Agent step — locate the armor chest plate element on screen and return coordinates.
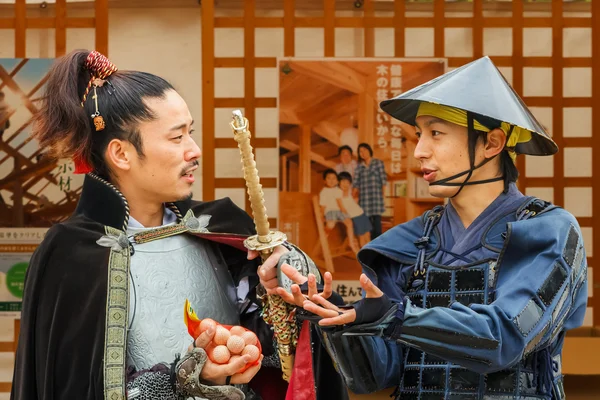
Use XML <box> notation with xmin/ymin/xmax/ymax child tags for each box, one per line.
<box><xmin>126</xmin><ymin>234</ymin><xmax>239</xmax><ymax>371</ymax></box>
<box><xmin>407</xmin><ymin>261</ymin><xmax>498</xmax><ymax>310</ymax></box>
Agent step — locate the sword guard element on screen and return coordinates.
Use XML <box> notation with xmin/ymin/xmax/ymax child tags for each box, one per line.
<box><xmin>243</xmin><ymin>230</ymin><xmax>287</xmax><ymax>253</ymax></box>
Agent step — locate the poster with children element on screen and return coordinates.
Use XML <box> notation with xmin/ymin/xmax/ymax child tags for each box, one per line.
<box><xmin>277</xmin><ymin>58</ymin><xmax>446</xmax><ymax>291</ymax></box>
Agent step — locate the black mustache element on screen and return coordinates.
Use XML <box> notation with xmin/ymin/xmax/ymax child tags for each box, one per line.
<box><xmin>181</xmin><ymin>160</ymin><xmax>199</xmax><ymax>175</ymax></box>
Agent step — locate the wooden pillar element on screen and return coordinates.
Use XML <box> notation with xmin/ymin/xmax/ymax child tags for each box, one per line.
<box><xmin>243</xmin><ymin>0</ymin><xmax>257</xmax><ymax>216</ymax></box>
<box><xmin>283</xmin><ymin>0</ymin><xmax>295</xmax><ymax>57</ymax></box>
<box><xmin>551</xmin><ymin>0</ymin><xmax>564</xmax><ymax>207</ymax></box>
<box><xmin>324</xmin><ymin>0</ymin><xmax>335</xmax><ymax>57</ymax></box>
<box><xmin>433</xmin><ymin>0</ymin><xmax>445</xmax><ymax>58</ymax></box>
<box><xmin>591</xmin><ymin>0</ymin><xmax>600</xmax><ymax>329</ymax></box>
<box><xmin>512</xmin><ymin>0</ymin><xmax>526</xmax><ymax>193</ymax></box>
<box><xmin>472</xmin><ymin>0</ymin><xmax>483</xmax><ymax>60</ymax></box>
<box><xmin>56</xmin><ymin>0</ymin><xmax>67</xmax><ymax>56</ymax></box>
<box><xmin>299</xmin><ymin>125</ymin><xmax>311</xmax><ymax>193</ymax></box>
<box><xmin>363</xmin><ymin>0</ymin><xmax>375</xmax><ymax>57</ymax></box>
<box><xmin>95</xmin><ymin>0</ymin><xmax>109</xmax><ymax>55</ymax></box>
<box><xmin>393</xmin><ymin>0</ymin><xmax>405</xmax><ymax>57</ymax></box>
<box><xmin>39</xmin><ymin>6</ymin><xmax>50</xmax><ymax>58</ymax></box>
<box><xmin>15</xmin><ymin>0</ymin><xmax>26</xmax><ymax>59</ymax></box>
<box><xmin>201</xmin><ymin>0</ymin><xmax>215</xmax><ymax>201</ymax></box>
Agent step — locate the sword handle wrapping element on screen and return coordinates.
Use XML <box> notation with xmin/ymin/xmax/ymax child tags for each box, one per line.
<box><xmin>230</xmin><ymin>109</ymin><xmax>297</xmax><ymax>382</ymax></box>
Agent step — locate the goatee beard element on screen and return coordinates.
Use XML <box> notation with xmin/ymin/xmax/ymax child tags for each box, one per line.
<box><xmin>176</xmin><ymin>192</ymin><xmax>193</xmax><ymax>203</ymax></box>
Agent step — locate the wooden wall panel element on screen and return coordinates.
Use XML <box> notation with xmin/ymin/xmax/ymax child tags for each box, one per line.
<box><xmin>1</xmin><ymin>0</ymin><xmax>108</xmax><ymax>58</ymax></box>
<box><xmin>202</xmin><ymin>0</ymin><xmax>598</xmax><ymax>325</ymax></box>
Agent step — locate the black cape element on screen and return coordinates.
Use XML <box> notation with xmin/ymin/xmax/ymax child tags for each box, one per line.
<box><xmin>11</xmin><ymin>174</ymin><xmax>347</xmax><ymax>400</ymax></box>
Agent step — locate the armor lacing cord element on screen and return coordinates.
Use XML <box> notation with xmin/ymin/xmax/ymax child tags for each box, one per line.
<box><xmin>536</xmin><ymin>348</ymin><xmax>555</xmax><ymax>397</ymax></box>
<box><xmin>409</xmin><ymin>207</ymin><xmax>444</xmax><ymax>290</ymax></box>
<box><xmin>437</xmin><ymin>244</ymin><xmax>480</xmax><ymax>265</ymax></box>
<box><xmin>517</xmin><ymin>198</ymin><xmax>549</xmax><ymax>221</ymax></box>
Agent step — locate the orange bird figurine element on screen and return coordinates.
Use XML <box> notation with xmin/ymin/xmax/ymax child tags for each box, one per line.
<box><xmin>184</xmin><ymin>299</ymin><xmax>202</xmax><ymax>339</ymax></box>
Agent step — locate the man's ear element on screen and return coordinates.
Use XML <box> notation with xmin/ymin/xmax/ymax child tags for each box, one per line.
<box><xmin>484</xmin><ymin>128</ymin><xmax>507</xmax><ymax>159</ymax></box>
<box><xmin>104</xmin><ymin>139</ymin><xmax>133</xmax><ymax>173</ymax></box>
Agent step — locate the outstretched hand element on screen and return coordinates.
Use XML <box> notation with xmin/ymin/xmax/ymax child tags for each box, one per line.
<box><xmin>250</xmin><ymin>246</ymin><xmax>333</xmax><ymax>306</ymax></box>
<box><xmin>275</xmin><ymin>270</ymin><xmax>333</xmax><ymax>307</ymax></box>
<box><xmin>302</xmin><ymin>273</ymin><xmax>384</xmax><ymax>326</ymax></box>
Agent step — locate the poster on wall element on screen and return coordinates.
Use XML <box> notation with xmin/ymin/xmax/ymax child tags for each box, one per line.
<box><xmin>277</xmin><ymin>58</ymin><xmax>446</xmax><ymax>302</ymax></box>
<box><xmin>0</xmin><ymin>228</ymin><xmax>47</xmax><ymax>315</ymax></box>
<box><xmin>0</xmin><ymin>58</ymin><xmax>82</xmax><ymax>314</ymax></box>
<box><xmin>0</xmin><ymin>58</ymin><xmax>82</xmax><ymax>230</ymax></box>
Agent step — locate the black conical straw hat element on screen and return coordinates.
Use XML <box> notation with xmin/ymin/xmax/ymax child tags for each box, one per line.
<box><xmin>379</xmin><ymin>56</ymin><xmax>557</xmax><ymax>156</ymax></box>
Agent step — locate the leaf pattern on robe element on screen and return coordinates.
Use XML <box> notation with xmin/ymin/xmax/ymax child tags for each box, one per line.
<box><xmin>96</xmin><ymin>232</ymin><xmax>130</xmax><ymax>252</ymax></box>
<box><xmin>183</xmin><ymin>211</ymin><xmax>211</xmax><ymax>233</ymax></box>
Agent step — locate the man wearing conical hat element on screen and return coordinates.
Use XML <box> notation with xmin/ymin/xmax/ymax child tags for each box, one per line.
<box><xmin>267</xmin><ymin>57</ymin><xmax>588</xmax><ymax>399</ymax></box>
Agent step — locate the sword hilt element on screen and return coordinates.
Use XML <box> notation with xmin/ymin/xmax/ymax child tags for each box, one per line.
<box><xmin>230</xmin><ymin>109</ymin><xmax>297</xmax><ymax>382</ymax></box>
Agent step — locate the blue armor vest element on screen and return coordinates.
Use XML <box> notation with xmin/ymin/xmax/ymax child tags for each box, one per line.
<box><xmin>395</xmin><ymin>199</ymin><xmax>568</xmax><ymax>399</ymax></box>
<box><xmin>400</xmin><ymin>263</ymin><xmax>566</xmax><ymax>399</ymax></box>
<box><xmin>320</xmin><ymin>196</ymin><xmax>588</xmax><ymax>400</ymax></box>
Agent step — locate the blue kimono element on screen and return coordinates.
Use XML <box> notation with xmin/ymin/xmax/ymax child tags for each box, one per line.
<box><xmin>317</xmin><ymin>185</ymin><xmax>588</xmax><ymax>399</ymax></box>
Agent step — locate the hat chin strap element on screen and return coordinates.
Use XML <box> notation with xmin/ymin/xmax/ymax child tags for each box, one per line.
<box><xmin>428</xmin><ymin>112</ymin><xmax>504</xmax><ymax>199</ymax></box>
<box><xmin>429</xmin><ymin>158</ymin><xmax>504</xmax><ymax>196</ymax></box>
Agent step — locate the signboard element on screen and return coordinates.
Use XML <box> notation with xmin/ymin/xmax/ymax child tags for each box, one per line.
<box><xmin>0</xmin><ymin>228</ymin><xmax>47</xmax><ymax>315</ymax></box>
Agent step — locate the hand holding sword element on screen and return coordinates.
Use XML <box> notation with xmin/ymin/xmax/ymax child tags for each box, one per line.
<box><xmin>230</xmin><ymin>109</ymin><xmax>336</xmax><ymax>381</ymax></box>
<box><xmin>230</xmin><ymin>109</ymin><xmax>298</xmax><ymax>382</ymax></box>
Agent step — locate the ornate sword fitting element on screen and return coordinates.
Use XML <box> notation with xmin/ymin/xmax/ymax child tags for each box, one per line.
<box><xmin>230</xmin><ymin>110</ymin><xmax>248</xmax><ymax>133</ymax></box>
<box><xmin>243</xmin><ymin>230</ymin><xmax>287</xmax><ymax>253</ymax></box>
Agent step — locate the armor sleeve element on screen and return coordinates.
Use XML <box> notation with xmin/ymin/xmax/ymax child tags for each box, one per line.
<box><xmin>312</xmin><ymin>257</ymin><xmax>407</xmax><ymax>394</ymax></box>
<box><xmin>398</xmin><ymin>208</ymin><xmax>588</xmax><ymax>374</ymax></box>
<box><xmin>316</xmin><ymin>312</ymin><xmax>402</xmax><ymax>394</ymax></box>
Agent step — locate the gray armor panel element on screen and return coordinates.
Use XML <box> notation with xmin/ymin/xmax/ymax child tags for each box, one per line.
<box><xmin>126</xmin><ymin>230</ymin><xmax>239</xmax><ymax>371</ymax></box>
